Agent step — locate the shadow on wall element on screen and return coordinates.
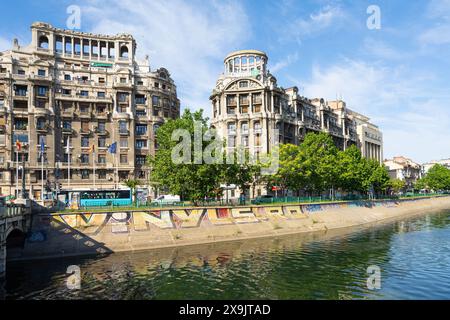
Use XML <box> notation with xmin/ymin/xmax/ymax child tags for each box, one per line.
<box><xmin>16</xmin><ymin>214</ymin><xmax>113</xmax><ymax>261</ymax></box>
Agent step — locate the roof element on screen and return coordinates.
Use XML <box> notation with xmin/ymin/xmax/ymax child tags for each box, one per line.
<box><xmin>224</xmin><ymin>50</ymin><xmax>268</xmax><ymax>62</ymax></box>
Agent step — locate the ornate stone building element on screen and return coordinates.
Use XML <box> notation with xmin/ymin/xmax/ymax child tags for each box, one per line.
<box><xmin>0</xmin><ymin>22</ymin><xmax>180</xmax><ymax>199</ymax></box>
<box><xmin>210</xmin><ymin>50</ymin><xmax>383</xmax><ymax>197</ymax></box>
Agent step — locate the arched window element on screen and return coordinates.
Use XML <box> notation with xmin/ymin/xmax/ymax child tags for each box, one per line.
<box><xmin>120</xmin><ymin>46</ymin><xmax>129</xmax><ymax>58</ymax></box>
<box><xmin>38</xmin><ymin>36</ymin><xmax>49</xmax><ymax>49</ymax></box>
<box><xmin>159</xmin><ymin>72</ymin><xmax>167</xmax><ymax>79</ymax></box>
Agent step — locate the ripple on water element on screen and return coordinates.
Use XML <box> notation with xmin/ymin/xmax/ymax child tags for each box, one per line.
<box><xmin>4</xmin><ymin>210</ymin><xmax>450</xmax><ymax>300</ymax></box>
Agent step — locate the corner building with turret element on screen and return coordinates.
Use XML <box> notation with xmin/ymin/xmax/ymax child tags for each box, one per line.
<box><xmin>0</xmin><ymin>22</ymin><xmax>180</xmax><ymax>199</ymax></box>
<box><xmin>211</xmin><ymin>50</ymin><xmax>383</xmax><ymax>197</ymax></box>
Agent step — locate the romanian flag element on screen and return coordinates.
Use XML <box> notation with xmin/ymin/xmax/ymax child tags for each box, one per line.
<box><xmin>89</xmin><ymin>145</ymin><xmax>95</xmax><ymax>154</ymax></box>
<box><xmin>15</xmin><ymin>140</ymin><xmax>22</xmax><ymax>151</ymax></box>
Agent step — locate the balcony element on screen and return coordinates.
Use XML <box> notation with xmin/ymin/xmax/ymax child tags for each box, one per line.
<box><xmin>79</xmin><ymin>128</ymin><xmax>92</xmax><ymax>136</ymax></box>
<box><xmin>62</xmin><ymin>127</ymin><xmax>74</xmax><ymax>135</ymax></box>
<box><xmin>95</xmin><ymin>128</ymin><xmax>109</xmax><ymax>136</ymax></box>
<box><xmin>119</xmin><ymin>129</ymin><xmax>130</xmax><ymax>136</ymax></box>
<box><xmin>78</xmin><ymin>111</ymin><xmax>92</xmax><ymax>119</ymax></box>
<box><xmin>13</xmin><ymin>92</ymin><xmax>28</xmax><ymax>100</ymax></box>
<box><xmin>36</xmin><ymin>124</ymin><xmax>50</xmax><ymax>133</ymax></box>
<box><xmin>30</xmin><ymin>74</ymin><xmax>53</xmax><ymax>82</ymax></box>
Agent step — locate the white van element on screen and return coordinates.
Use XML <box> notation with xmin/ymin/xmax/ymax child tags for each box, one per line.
<box><xmin>152</xmin><ymin>195</ymin><xmax>181</xmax><ymax>205</ymax></box>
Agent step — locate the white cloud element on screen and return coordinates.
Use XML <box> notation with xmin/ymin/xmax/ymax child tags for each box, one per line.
<box><xmin>81</xmin><ymin>0</ymin><xmax>250</xmax><ymax>114</ymax></box>
<box><xmin>285</xmin><ymin>5</ymin><xmax>346</xmax><ymax>44</ymax></box>
<box><xmin>419</xmin><ymin>0</ymin><xmax>450</xmax><ymax>45</ymax></box>
<box><xmin>418</xmin><ymin>24</ymin><xmax>450</xmax><ymax>45</ymax></box>
<box><xmin>362</xmin><ymin>38</ymin><xmax>407</xmax><ymax>60</ymax></box>
<box><xmin>270</xmin><ymin>52</ymin><xmax>299</xmax><ymax>73</ymax></box>
<box><xmin>301</xmin><ymin>59</ymin><xmax>450</xmax><ymax>163</ymax></box>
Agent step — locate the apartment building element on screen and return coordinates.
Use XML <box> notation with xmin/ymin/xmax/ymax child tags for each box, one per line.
<box><xmin>384</xmin><ymin>156</ymin><xmax>421</xmax><ymax>189</ymax></box>
<box><xmin>422</xmin><ymin>159</ymin><xmax>450</xmax><ymax>175</ymax></box>
<box><xmin>0</xmin><ymin>22</ymin><xmax>180</xmax><ymax>199</ymax></box>
<box><xmin>210</xmin><ymin>50</ymin><xmax>383</xmax><ymax>196</ymax></box>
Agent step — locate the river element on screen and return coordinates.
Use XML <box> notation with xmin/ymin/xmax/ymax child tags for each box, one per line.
<box><xmin>2</xmin><ymin>210</ymin><xmax>450</xmax><ymax>300</ymax></box>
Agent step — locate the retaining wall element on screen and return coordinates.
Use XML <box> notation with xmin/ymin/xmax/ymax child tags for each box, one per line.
<box><xmin>14</xmin><ymin>196</ymin><xmax>450</xmax><ymax>260</ymax></box>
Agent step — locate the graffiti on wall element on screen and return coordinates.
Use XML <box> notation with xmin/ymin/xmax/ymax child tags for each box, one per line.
<box><xmin>51</xmin><ymin>200</ymin><xmax>406</xmax><ymax>235</ymax></box>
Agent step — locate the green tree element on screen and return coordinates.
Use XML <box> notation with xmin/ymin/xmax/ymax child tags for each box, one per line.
<box><xmin>270</xmin><ymin>144</ymin><xmax>304</xmax><ymax>195</ymax></box>
<box><xmin>422</xmin><ymin>164</ymin><xmax>450</xmax><ymax>191</ymax></box>
<box><xmin>362</xmin><ymin>159</ymin><xmax>391</xmax><ymax>195</ymax></box>
<box><xmin>148</xmin><ymin>109</ymin><xmax>223</xmax><ymax>203</ymax></box>
<box><xmin>389</xmin><ymin>178</ymin><xmax>406</xmax><ymax>194</ymax></box>
<box><xmin>336</xmin><ymin>145</ymin><xmax>366</xmax><ymax>193</ymax></box>
<box><xmin>299</xmin><ymin>132</ymin><xmax>339</xmax><ymax>194</ymax></box>
<box><xmin>123</xmin><ymin>179</ymin><xmax>141</xmax><ymax>205</ymax></box>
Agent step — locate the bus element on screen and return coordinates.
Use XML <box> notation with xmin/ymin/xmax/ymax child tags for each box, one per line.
<box><xmin>59</xmin><ymin>189</ymin><xmax>132</xmax><ymax>208</ymax></box>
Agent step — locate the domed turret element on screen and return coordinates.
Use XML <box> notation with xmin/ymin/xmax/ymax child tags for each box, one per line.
<box><xmin>224</xmin><ymin>50</ymin><xmax>268</xmax><ymax>79</ymax></box>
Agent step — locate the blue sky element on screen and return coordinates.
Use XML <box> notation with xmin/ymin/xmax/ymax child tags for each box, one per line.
<box><xmin>1</xmin><ymin>0</ymin><xmax>450</xmax><ymax>163</ymax></box>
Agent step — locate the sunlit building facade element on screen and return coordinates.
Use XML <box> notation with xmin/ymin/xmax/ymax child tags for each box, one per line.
<box><xmin>0</xmin><ymin>22</ymin><xmax>180</xmax><ymax>199</ymax></box>
<box><xmin>210</xmin><ymin>50</ymin><xmax>383</xmax><ymax>197</ymax></box>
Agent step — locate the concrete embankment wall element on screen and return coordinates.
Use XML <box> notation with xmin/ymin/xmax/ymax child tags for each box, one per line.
<box><xmin>16</xmin><ymin>196</ymin><xmax>450</xmax><ymax>260</ymax></box>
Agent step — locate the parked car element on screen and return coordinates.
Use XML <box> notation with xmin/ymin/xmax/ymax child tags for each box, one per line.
<box><xmin>252</xmin><ymin>195</ymin><xmax>274</xmax><ymax>204</ymax></box>
<box><xmin>152</xmin><ymin>195</ymin><xmax>181</xmax><ymax>205</ymax></box>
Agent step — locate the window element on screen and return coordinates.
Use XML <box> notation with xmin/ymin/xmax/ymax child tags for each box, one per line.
<box><xmin>18</xmin><ymin>70</ymin><xmax>26</xmax><ymax>75</ymax></box>
<box><xmin>136</xmin><ymin>110</ymin><xmax>147</xmax><ymax>117</ymax></box>
<box><xmin>81</xmin><ymin>121</ymin><xmax>90</xmax><ymax>131</ymax></box>
<box><xmin>135</xmin><ymin>95</ymin><xmax>145</xmax><ymax>104</ymax></box>
<box><xmin>227</xmin><ymin>122</ymin><xmax>236</xmax><ymax>135</ymax></box>
<box><xmin>120</xmin><ymin>137</ymin><xmax>128</xmax><ymax>148</ymax></box>
<box><xmin>36</xmin><ymin>118</ymin><xmax>46</xmax><ymax>130</ymax></box>
<box><xmin>15</xmin><ymin>85</ymin><xmax>27</xmax><ymax>96</ymax></box>
<box><xmin>241</xmin><ymin>122</ymin><xmax>249</xmax><ymax>135</ymax></box>
<box><xmin>242</xmin><ymin>136</ymin><xmax>249</xmax><ymax>147</ymax></box>
<box><xmin>98</xmin><ymin>170</ymin><xmax>107</xmax><ymax>180</ymax></box>
<box><xmin>14</xmin><ymin>119</ymin><xmax>28</xmax><ymax>130</ymax></box>
<box><xmin>239</xmin><ymin>81</ymin><xmax>249</xmax><ymax>88</ymax></box>
<box><xmin>80</xmin><ymin>90</ymin><xmax>89</xmax><ymax>97</ymax></box>
<box><xmin>98</xmin><ymin>137</ymin><xmax>106</xmax><ymax>148</ymax></box>
<box><xmin>228</xmin><ymin>136</ymin><xmax>236</xmax><ymax>148</ymax></box>
<box><xmin>37</xmin><ymin>86</ymin><xmax>48</xmax><ymax>97</ymax></box>
<box><xmin>81</xmin><ymin>169</ymin><xmax>90</xmax><ymax>179</ymax></box>
<box><xmin>98</xmin><ymin>154</ymin><xmax>106</xmax><ymax>164</ymax></box>
<box><xmin>64</xmin><ymin>74</ymin><xmax>71</xmax><ymax>81</ymax></box>
<box><xmin>120</xmin><ymin>154</ymin><xmax>128</xmax><ymax>164</ymax></box>
<box><xmin>63</xmin><ymin>121</ymin><xmax>72</xmax><ymax>130</ymax></box>
<box><xmin>136</xmin><ymin>124</ymin><xmax>147</xmax><ymax>135</ymax></box>
<box><xmin>38</xmin><ymin>69</ymin><xmax>46</xmax><ymax>77</ymax></box>
<box><xmin>119</xmin><ymin>121</ymin><xmax>128</xmax><ymax>133</ymax></box>
<box><xmin>81</xmin><ymin>137</ymin><xmax>89</xmax><ymax>148</ymax></box>
<box><xmin>152</xmin><ymin>96</ymin><xmax>160</xmax><ymax>106</ymax></box>
<box><xmin>118</xmin><ymin>93</ymin><xmax>128</xmax><ymax>102</ymax></box>
<box><xmin>97</xmin><ymin>122</ymin><xmax>106</xmax><ymax>132</ymax></box>
<box><xmin>97</xmin><ymin>92</ymin><xmax>105</xmax><ymax>98</ymax></box>
<box><xmin>99</xmin><ymin>77</ymin><xmax>105</xmax><ymax>84</ymax></box>
<box><xmin>62</xmin><ymin>89</ymin><xmax>71</xmax><ymax>95</ymax></box>
<box><xmin>136</xmin><ymin>140</ymin><xmax>147</xmax><ymax>149</ymax></box>
<box><xmin>81</xmin><ymin>154</ymin><xmax>89</xmax><ymax>164</ymax></box>
<box><xmin>136</xmin><ymin>155</ymin><xmax>147</xmax><ymax>166</ymax></box>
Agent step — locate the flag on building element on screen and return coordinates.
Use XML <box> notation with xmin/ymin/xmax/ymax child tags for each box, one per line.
<box><xmin>66</xmin><ymin>139</ymin><xmax>70</xmax><ymax>154</ymax></box>
<box><xmin>89</xmin><ymin>145</ymin><xmax>95</xmax><ymax>154</ymax></box>
<box><xmin>15</xmin><ymin>140</ymin><xmax>22</xmax><ymax>151</ymax></box>
<box><xmin>108</xmin><ymin>142</ymin><xmax>117</xmax><ymax>154</ymax></box>
<box><xmin>39</xmin><ymin>136</ymin><xmax>45</xmax><ymax>157</ymax></box>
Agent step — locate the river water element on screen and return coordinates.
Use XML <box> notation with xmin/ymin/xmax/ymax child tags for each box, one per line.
<box><xmin>2</xmin><ymin>210</ymin><xmax>450</xmax><ymax>300</ymax></box>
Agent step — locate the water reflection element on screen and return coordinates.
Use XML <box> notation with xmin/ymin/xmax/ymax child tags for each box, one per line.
<box><xmin>2</xmin><ymin>210</ymin><xmax>450</xmax><ymax>300</ymax></box>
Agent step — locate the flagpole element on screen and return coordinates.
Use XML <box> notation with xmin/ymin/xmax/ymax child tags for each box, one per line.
<box><xmin>67</xmin><ymin>142</ymin><xmax>71</xmax><ymax>189</ymax></box>
<box><xmin>16</xmin><ymin>148</ymin><xmax>19</xmax><ymax>198</ymax></box>
<box><xmin>41</xmin><ymin>150</ymin><xmax>44</xmax><ymax>201</ymax></box>
<box><xmin>93</xmin><ymin>149</ymin><xmax>96</xmax><ymax>189</ymax></box>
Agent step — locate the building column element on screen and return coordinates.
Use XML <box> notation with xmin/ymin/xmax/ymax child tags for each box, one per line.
<box><xmin>71</xmin><ymin>37</ymin><xmax>74</xmax><ymax>58</ymax></box>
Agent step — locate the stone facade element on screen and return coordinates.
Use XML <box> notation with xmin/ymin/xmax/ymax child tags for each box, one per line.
<box><xmin>384</xmin><ymin>156</ymin><xmax>422</xmax><ymax>189</ymax></box>
<box><xmin>210</xmin><ymin>50</ymin><xmax>383</xmax><ymax>196</ymax></box>
<box><xmin>0</xmin><ymin>22</ymin><xmax>180</xmax><ymax>199</ymax></box>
